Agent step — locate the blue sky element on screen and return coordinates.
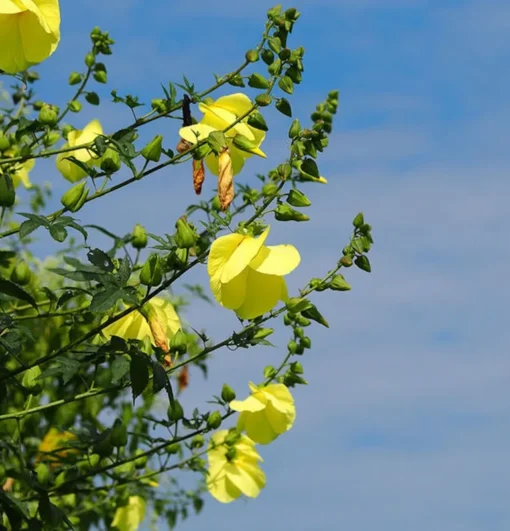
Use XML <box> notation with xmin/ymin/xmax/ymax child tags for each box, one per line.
<box><xmin>12</xmin><ymin>0</ymin><xmax>510</xmax><ymax>529</ymax></box>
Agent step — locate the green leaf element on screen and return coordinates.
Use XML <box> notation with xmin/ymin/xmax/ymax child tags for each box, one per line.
<box><xmin>278</xmin><ymin>76</ymin><xmax>294</xmax><ymax>94</ymax></box>
<box><xmin>355</xmin><ymin>255</ymin><xmax>371</xmax><ymax>273</ymax></box>
<box><xmin>87</xmin><ymin>248</ymin><xmax>114</xmax><ymax>272</ymax></box>
<box><xmin>90</xmin><ymin>287</ymin><xmax>125</xmax><ymax>313</ymax></box>
<box><xmin>48</xmin><ymin>267</ymin><xmax>102</xmax><ymax>282</ymax></box>
<box><xmin>85</xmin><ymin>92</ymin><xmax>100</xmax><ymax>105</ymax></box>
<box><xmin>275</xmin><ymin>98</ymin><xmax>292</xmax><ymax>117</ymax></box>
<box><xmin>301</xmin><ymin>158</ymin><xmax>320</xmax><ymax>177</ymax></box>
<box><xmin>0</xmin><ymin>278</ymin><xmax>37</xmax><ymax>309</ymax></box>
<box><xmin>37</xmin><ymin>357</ymin><xmax>80</xmax><ymax>385</ymax></box>
<box><xmin>130</xmin><ymin>354</ymin><xmax>149</xmax><ymax>402</ymax></box>
<box><xmin>152</xmin><ymin>361</ymin><xmax>167</xmax><ymax>394</ymax></box>
<box><xmin>49</xmin><ymin>224</ymin><xmax>68</xmax><ymax>242</ymax></box>
<box><xmin>247</xmin><ymin>111</ymin><xmax>268</xmax><ymax>131</ymax></box>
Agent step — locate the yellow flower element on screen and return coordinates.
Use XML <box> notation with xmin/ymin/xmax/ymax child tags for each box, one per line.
<box><xmin>207</xmin><ymin>429</ymin><xmax>265</xmax><ymax>503</ymax></box>
<box><xmin>207</xmin><ymin>226</ymin><xmax>300</xmax><ymax>319</ymax></box>
<box><xmin>56</xmin><ymin>119</ymin><xmax>103</xmax><ymax>182</ymax></box>
<box><xmin>111</xmin><ymin>496</ymin><xmax>146</xmax><ymax>531</ymax></box>
<box><xmin>179</xmin><ymin>93</ymin><xmax>266</xmax><ymax>176</ymax></box>
<box><xmin>102</xmin><ymin>297</ymin><xmax>181</xmax><ymax>351</ymax></box>
<box><xmin>37</xmin><ymin>428</ymin><xmax>77</xmax><ymax>465</ymax></box>
<box><xmin>0</xmin><ymin>150</ymin><xmax>34</xmax><ymax>188</ymax></box>
<box><xmin>230</xmin><ymin>382</ymin><xmax>296</xmax><ymax>444</ymax></box>
<box><xmin>0</xmin><ymin>0</ymin><xmax>60</xmax><ymax>74</ymax></box>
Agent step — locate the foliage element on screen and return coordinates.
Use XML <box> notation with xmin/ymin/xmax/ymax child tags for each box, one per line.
<box><xmin>0</xmin><ymin>3</ymin><xmax>374</xmax><ymax>530</ymax></box>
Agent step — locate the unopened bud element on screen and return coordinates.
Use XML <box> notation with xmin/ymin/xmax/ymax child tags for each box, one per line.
<box><xmin>255</xmin><ymin>94</ymin><xmax>272</xmax><ymax>107</ymax></box>
<box><xmin>11</xmin><ymin>260</ymin><xmax>32</xmax><ymax>285</ymax></box>
<box><xmin>151</xmin><ymin>98</ymin><xmax>167</xmax><ymax>114</ymax></box>
<box><xmin>261</xmin><ymin>49</ymin><xmax>275</xmax><ymax>65</ymax></box>
<box><xmin>85</xmin><ymin>53</ymin><xmax>95</xmax><ymax>68</ymax></box>
<box><xmin>169</xmin><ymin>329</ymin><xmax>187</xmax><ymax>356</ymax></box>
<box><xmin>193</xmin><ymin>159</ymin><xmax>205</xmax><ymax>195</ymax></box>
<box><xmin>248</xmin><ymin>73</ymin><xmax>270</xmax><ymax>89</ymax></box>
<box><xmin>100</xmin><ymin>147</ymin><xmax>121</xmax><ymax>173</ymax></box>
<box><xmin>68</xmin><ymin>72</ymin><xmax>82</xmax><ymax>85</ymax></box>
<box><xmin>140</xmin><ymin>254</ymin><xmax>163</xmax><ymax>286</ymax></box>
<box><xmin>245</xmin><ymin>49</ymin><xmax>259</xmax><ymax>62</ymax></box>
<box><xmin>207</xmin><ymin>410</ymin><xmax>222</xmax><ymax>430</ymax></box>
<box><xmin>44</xmin><ymin>131</ymin><xmax>61</xmax><ymax>147</ymax></box>
<box><xmin>131</xmin><ymin>224</ymin><xmax>148</xmax><ymax>249</ymax></box>
<box><xmin>221</xmin><ymin>384</ymin><xmax>236</xmax><ymax>403</ymax></box>
<box><xmin>68</xmin><ymin>100</ymin><xmax>82</xmax><ymax>113</ymax></box>
<box><xmin>61</xmin><ymin>181</ymin><xmax>89</xmax><ymax>212</ymax></box>
<box><xmin>0</xmin><ymin>132</ymin><xmax>10</xmax><ymax>151</ymax></box>
<box><xmin>262</xmin><ymin>182</ymin><xmax>279</xmax><ymax>197</ymax></box>
<box><xmin>275</xmin><ymin>204</ymin><xmax>309</xmax><ymax>222</ymax></box>
<box><xmin>175</xmin><ymin>217</ymin><xmax>198</xmax><ymax>249</ymax></box>
<box><xmin>93</xmin><ymin>70</ymin><xmax>107</xmax><ymax>84</ymax></box>
<box><xmin>218</xmin><ymin>148</ymin><xmax>234</xmax><ymax>211</ymax></box>
<box><xmin>330</xmin><ymin>274</ymin><xmax>351</xmax><ymax>291</ymax></box>
<box><xmin>167</xmin><ymin>400</ymin><xmax>184</xmax><ymax>421</ymax></box>
<box><xmin>141</xmin><ymin>135</ymin><xmax>163</xmax><ymax>162</ymax></box>
<box><xmin>38</xmin><ymin>104</ymin><xmax>58</xmax><ymax>126</ymax></box>
<box><xmin>0</xmin><ymin>173</ymin><xmax>15</xmax><ymax>207</ymax></box>
<box><xmin>287</xmin><ymin>189</ymin><xmax>311</xmax><ymax>207</ymax></box>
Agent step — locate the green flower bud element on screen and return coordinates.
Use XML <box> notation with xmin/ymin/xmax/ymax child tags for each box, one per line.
<box><xmin>275</xmin><ymin>204</ymin><xmax>309</xmax><ymax>222</ymax></box>
<box><xmin>141</xmin><ymin>135</ymin><xmax>163</xmax><ymax>162</ymax></box>
<box><xmin>44</xmin><ymin>131</ymin><xmax>61</xmax><ymax>146</ymax></box>
<box><xmin>88</xmin><ymin>454</ymin><xmax>101</xmax><ymax>468</ymax></box>
<box><xmin>166</xmin><ymin>248</ymin><xmax>188</xmax><ymax>269</ymax></box>
<box><xmin>151</xmin><ymin>98</ymin><xmax>167</xmax><ymax>113</ymax></box>
<box><xmin>330</xmin><ymin>274</ymin><xmax>351</xmax><ymax>291</ymax></box>
<box><xmin>232</xmin><ymin>134</ymin><xmax>260</xmax><ymax>156</ymax></box>
<box><xmin>100</xmin><ymin>147</ymin><xmax>121</xmax><ymax>173</ymax></box>
<box><xmin>140</xmin><ymin>254</ymin><xmax>163</xmax><ymax>286</ymax></box>
<box><xmin>262</xmin><ymin>182</ymin><xmax>279</xmax><ymax>197</ymax></box>
<box><xmin>110</xmin><ymin>419</ymin><xmax>128</xmax><ymax>448</ymax></box>
<box><xmin>0</xmin><ymin>132</ymin><xmax>10</xmax><ymax>152</ymax></box>
<box><xmin>166</xmin><ymin>443</ymin><xmax>180</xmax><ymax>454</ymax></box>
<box><xmin>252</xmin><ymin>328</ymin><xmax>274</xmax><ymax>341</ymax></box>
<box><xmin>32</xmin><ymin>100</ymin><xmax>44</xmax><ymax>110</ymax></box>
<box><xmin>268</xmin><ymin>58</ymin><xmax>282</xmax><ymax>76</ymax></box>
<box><xmin>302</xmin><ymin>304</ymin><xmax>329</xmax><ymax>328</ymax></box>
<box><xmin>191</xmin><ymin>434</ymin><xmax>205</xmax><ymax>449</ymax></box>
<box><xmin>288</xmin><ymin>118</ymin><xmax>301</xmax><ymax>139</ymax></box>
<box><xmin>245</xmin><ymin>49</ymin><xmax>259</xmax><ymax>62</ymax></box>
<box><xmin>61</xmin><ymin>181</ymin><xmax>89</xmax><ymax>213</ymax></box>
<box><xmin>283</xmin><ymin>313</ymin><xmax>292</xmax><ymax>326</ymax></box>
<box><xmin>192</xmin><ymin>143</ymin><xmax>211</xmax><ymax>160</ymax></box>
<box><xmin>221</xmin><ymin>384</ymin><xmax>236</xmax><ymax>403</ymax></box>
<box><xmin>261</xmin><ymin>49</ymin><xmax>275</xmax><ymax>65</ymax></box>
<box><xmin>11</xmin><ymin>260</ymin><xmax>32</xmax><ymax>286</ymax></box>
<box><xmin>174</xmin><ymin>217</ymin><xmax>198</xmax><ymax>249</ymax></box>
<box><xmin>38</xmin><ymin>104</ymin><xmax>58</xmax><ymax>126</ymax></box>
<box><xmin>211</xmin><ymin>195</ymin><xmax>222</xmax><ymax>211</ymax></box>
<box><xmin>286</xmin><ymin>297</ymin><xmax>312</xmax><ymax>313</ymax></box>
<box><xmin>85</xmin><ymin>53</ymin><xmax>95</xmax><ymax>67</ymax></box>
<box><xmin>290</xmin><ymin>361</ymin><xmax>304</xmax><ymax>374</ymax></box>
<box><xmin>0</xmin><ymin>173</ymin><xmax>16</xmax><ymax>207</ymax></box>
<box><xmin>167</xmin><ymin>400</ymin><xmax>184</xmax><ymax>422</ymax></box>
<box><xmin>21</xmin><ymin>365</ymin><xmax>41</xmax><ymax>393</ymax></box>
<box><xmin>247</xmin><ymin>111</ymin><xmax>268</xmax><ymax>131</ymax></box>
<box><xmin>279</xmin><ymin>48</ymin><xmax>291</xmax><ymax>61</ymax></box>
<box><xmin>301</xmin><ymin>337</ymin><xmax>312</xmax><ymax>349</ymax></box>
<box><xmin>287</xmin><ymin>189</ymin><xmax>311</xmax><ymax>207</ymax></box>
<box><xmin>35</xmin><ymin>463</ymin><xmax>51</xmax><ymax>486</ymax></box>
<box><xmin>248</xmin><ymin>73</ymin><xmax>270</xmax><ymax>89</ymax></box>
<box><xmin>207</xmin><ymin>410</ymin><xmax>222</xmax><ymax>430</ymax></box>
<box><xmin>93</xmin><ymin>70</ymin><xmax>107</xmax><ymax>84</ymax></box>
<box><xmin>295</xmin><ymin>314</ymin><xmax>311</xmax><ymax>327</ymax></box>
<box><xmin>169</xmin><ymin>329</ymin><xmax>187</xmax><ymax>356</ymax></box>
<box><xmin>353</xmin><ymin>212</ymin><xmax>364</xmax><ymax>228</ymax></box>
<box><xmin>339</xmin><ymin>256</ymin><xmax>353</xmax><ymax>267</ymax></box>
<box><xmin>68</xmin><ymin>72</ymin><xmax>82</xmax><ymax>85</ymax></box>
<box><xmin>61</xmin><ymin>124</ymin><xmax>74</xmax><ymax>139</ymax></box>
<box><xmin>131</xmin><ymin>224</ymin><xmax>148</xmax><ymax>249</ymax></box>
<box><xmin>68</xmin><ymin>100</ymin><xmax>82</xmax><ymax>113</ymax></box>
<box><xmin>287</xmin><ymin>340</ymin><xmax>298</xmax><ymax>354</ymax></box>
<box><xmin>255</xmin><ymin>94</ymin><xmax>272</xmax><ymax>107</ymax></box>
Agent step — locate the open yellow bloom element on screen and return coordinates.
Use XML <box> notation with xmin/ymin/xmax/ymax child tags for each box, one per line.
<box><xmin>37</xmin><ymin>428</ymin><xmax>77</xmax><ymax>465</ymax></box>
<box><xmin>102</xmin><ymin>297</ymin><xmax>181</xmax><ymax>351</ymax></box>
<box><xmin>56</xmin><ymin>119</ymin><xmax>103</xmax><ymax>182</ymax></box>
<box><xmin>0</xmin><ymin>150</ymin><xmax>34</xmax><ymax>188</ymax></box>
<box><xmin>207</xmin><ymin>226</ymin><xmax>300</xmax><ymax>319</ymax></box>
<box><xmin>111</xmin><ymin>496</ymin><xmax>146</xmax><ymax>531</ymax></box>
<box><xmin>179</xmin><ymin>93</ymin><xmax>266</xmax><ymax>176</ymax></box>
<box><xmin>207</xmin><ymin>429</ymin><xmax>265</xmax><ymax>503</ymax></box>
<box><xmin>230</xmin><ymin>382</ymin><xmax>296</xmax><ymax>444</ymax></box>
<box><xmin>0</xmin><ymin>0</ymin><xmax>60</xmax><ymax>74</ymax></box>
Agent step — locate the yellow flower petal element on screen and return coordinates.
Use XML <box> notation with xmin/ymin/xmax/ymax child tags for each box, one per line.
<box><xmin>249</xmin><ymin>244</ymin><xmax>301</xmax><ymax>276</ymax></box>
<box><xmin>225</xmin><ymin>461</ymin><xmax>264</xmax><ymax>498</ymax></box>
<box><xmin>235</xmin><ymin>271</ymin><xmax>287</xmax><ymax>320</ymax></box>
<box><xmin>211</xmin><ymin>93</ymin><xmax>253</xmax><ymax>116</ymax></box>
<box><xmin>179</xmin><ymin>123</ymin><xmax>217</xmax><ymax>145</ymax></box>
<box><xmin>111</xmin><ymin>496</ymin><xmax>146</xmax><ymax>531</ymax></box>
<box><xmin>208</xmin><ymin>232</ymin><xmax>245</xmax><ymax>288</ymax></box>
<box><xmin>230</xmin><ymin>394</ymin><xmax>266</xmax><ymax>413</ymax></box>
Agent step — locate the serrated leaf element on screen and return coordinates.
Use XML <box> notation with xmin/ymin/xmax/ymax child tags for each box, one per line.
<box><xmin>87</xmin><ymin>248</ymin><xmax>114</xmax><ymax>272</ymax></box>
<box><xmin>48</xmin><ymin>268</ymin><xmax>102</xmax><ymax>282</ymax></box>
<box><xmin>89</xmin><ymin>287</ymin><xmax>124</xmax><ymax>313</ymax></box>
<box><xmin>0</xmin><ymin>278</ymin><xmax>37</xmax><ymax>309</ymax></box>
<box><xmin>130</xmin><ymin>355</ymin><xmax>149</xmax><ymax>402</ymax></box>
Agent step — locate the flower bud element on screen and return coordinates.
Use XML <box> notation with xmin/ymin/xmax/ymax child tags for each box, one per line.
<box><xmin>275</xmin><ymin>204</ymin><xmax>309</xmax><ymax>222</ymax></box>
<box><xmin>38</xmin><ymin>104</ymin><xmax>58</xmax><ymax>126</ymax></box>
<box><xmin>290</xmin><ymin>361</ymin><xmax>304</xmax><ymax>374</ymax></box>
<box><xmin>100</xmin><ymin>147</ymin><xmax>121</xmax><ymax>173</ymax></box>
<box><xmin>166</xmin><ymin>248</ymin><xmax>188</xmax><ymax>269</ymax></box>
<box><xmin>140</xmin><ymin>254</ymin><xmax>163</xmax><ymax>286</ymax></box>
<box><xmin>110</xmin><ymin>419</ymin><xmax>128</xmax><ymax>448</ymax></box>
<box><xmin>232</xmin><ymin>134</ymin><xmax>260</xmax><ymax>156</ymax></box>
<box><xmin>174</xmin><ymin>217</ymin><xmax>198</xmax><ymax>249</ymax></box>
<box><xmin>353</xmin><ymin>212</ymin><xmax>364</xmax><ymax>228</ymax></box>
<box><xmin>288</xmin><ymin>118</ymin><xmax>301</xmax><ymax>139</ymax></box>
<box><xmin>0</xmin><ymin>173</ymin><xmax>16</xmax><ymax>207</ymax></box>
<box><xmin>61</xmin><ymin>181</ymin><xmax>89</xmax><ymax>213</ymax></box>
<box><xmin>207</xmin><ymin>410</ymin><xmax>222</xmax><ymax>430</ymax></box>
<box><xmin>330</xmin><ymin>274</ymin><xmax>351</xmax><ymax>291</ymax></box>
<box><xmin>85</xmin><ymin>53</ymin><xmax>95</xmax><ymax>67</ymax></box>
<box><xmin>191</xmin><ymin>434</ymin><xmax>205</xmax><ymax>449</ymax></box>
<box><xmin>35</xmin><ymin>463</ymin><xmax>51</xmax><ymax>486</ymax></box>
<box><xmin>218</xmin><ymin>148</ymin><xmax>234</xmax><ymax>211</ymax></box>
<box><xmin>141</xmin><ymin>135</ymin><xmax>163</xmax><ymax>162</ymax></box>
<box><xmin>169</xmin><ymin>329</ymin><xmax>187</xmax><ymax>356</ymax></box>
<box><xmin>339</xmin><ymin>256</ymin><xmax>353</xmax><ymax>267</ymax></box>
<box><xmin>251</xmin><ymin>328</ymin><xmax>274</xmax><ymax>342</ymax></box>
<box><xmin>68</xmin><ymin>100</ymin><xmax>82</xmax><ymax>113</ymax></box>
<box><xmin>151</xmin><ymin>98</ymin><xmax>167</xmax><ymax>113</ymax></box>
<box><xmin>93</xmin><ymin>70</ymin><xmax>107</xmax><ymax>84</ymax></box>
<box><xmin>262</xmin><ymin>182</ymin><xmax>279</xmax><ymax>197</ymax></box>
<box><xmin>247</xmin><ymin>111</ymin><xmax>268</xmax><ymax>131</ymax></box>
<box><xmin>255</xmin><ymin>94</ymin><xmax>272</xmax><ymax>107</ymax></box>
<box><xmin>221</xmin><ymin>384</ymin><xmax>236</xmax><ymax>403</ymax></box>
<box><xmin>44</xmin><ymin>131</ymin><xmax>61</xmax><ymax>147</ymax></box>
<box><xmin>11</xmin><ymin>260</ymin><xmax>32</xmax><ymax>286</ymax></box>
<box><xmin>193</xmin><ymin>159</ymin><xmax>205</xmax><ymax>195</ymax></box>
<box><xmin>167</xmin><ymin>400</ymin><xmax>184</xmax><ymax>421</ymax></box>
<box><xmin>211</xmin><ymin>195</ymin><xmax>221</xmax><ymax>212</ymax></box>
<box><xmin>261</xmin><ymin>49</ymin><xmax>275</xmax><ymax>65</ymax></box>
<box><xmin>287</xmin><ymin>189</ymin><xmax>311</xmax><ymax>207</ymax></box>
<box><xmin>134</xmin><ymin>449</ymin><xmax>148</xmax><ymax>469</ymax></box>
<box><xmin>61</xmin><ymin>124</ymin><xmax>74</xmax><ymax>139</ymax></box>
<box><xmin>245</xmin><ymin>49</ymin><xmax>259</xmax><ymax>62</ymax></box>
<box><xmin>301</xmin><ymin>337</ymin><xmax>312</xmax><ymax>349</ymax></box>
<box><xmin>166</xmin><ymin>443</ymin><xmax>180</xmax><ymax>454</ymax></box>
<box><xmin>248</xmin><ymin>73</ymin><xmax>270</xmax><ymax>89</ymax></box>
<box><xmin>131</xmin><ymin>224</ymin><xmax>148</xmax><ymax>249</ymax></box>
<box><xmin>0</xmin><ymin>132</ymin><xmax>10</xmax><ymax>152</ymax></box>
<box><xmin>68</xmin><ymin>72</ymin><xmax>82</xmax><ymax>85</ymax></box>
<box><xmin>287</xmin><ymin>340</ymin><xmax>298</xmax><ymax>354</ymax></box>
